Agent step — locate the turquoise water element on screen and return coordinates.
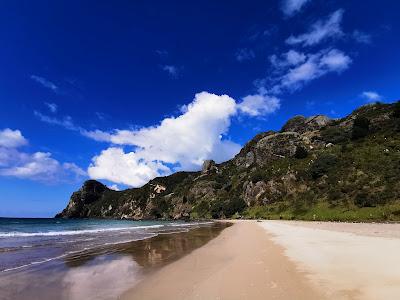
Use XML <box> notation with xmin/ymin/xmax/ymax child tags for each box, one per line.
<box><xmin>0</xmin><ymin>217</ymin><xmax>211</xmax><ymax>272</ymax></box>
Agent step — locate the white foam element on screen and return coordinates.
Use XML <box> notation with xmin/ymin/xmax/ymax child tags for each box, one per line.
<box><xmin>167</xmin><ymin>221</ymin><xmax>214</xmax><ymax>227</ymax></box>
<box><xmin>0</xmin><ymin>224</ymin><xmax>164</xmax><ymax>238</ymax></box>
<box><xmin>0</xmin><ymin>234</ymin><xmax>159</xmax><ymax>273</ymax></box>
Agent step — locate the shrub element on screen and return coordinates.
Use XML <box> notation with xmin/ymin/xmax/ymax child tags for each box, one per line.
<box><xmin>321</xmin><ymin>127</ymin><xmax>349</xmax><ymax>143</ymax></box>
<box><xmin>354</xmin><ymin>192</ymin><xmax>376</xmax><ymax>208</ymax></box>
<box><xmin>222</xmin><ymin>197</ymin><xmax>247</xmax><ymax>217</ymax></box>
<box><xmin>250</xmin><ymin>169</ymin><xmax>265</xmax><ymax>183</ymax></box>
<box><xmin>193</xmin><ymin>200</ymin><xmax>209</xmax><ymax>217</ymax></box>
<box><xmin>210</xmin><ymin>200</ymin><xmax>224</xmax><ymax>218</ymax></box>
<box><xmin>309</xmin><ymin>154</ymin><xmax>338</xmax><ymax>179</ymax></box>
<box><xmin>294</xmin><ymin>145</ymin><xmax>308</xmax><ymax>159</ymax></box>
<box><xmin>393</xmin><ymin>100</ymin><xmax>400</xmax><ymax>118</ymax></box>
<box><xmin>351</xmin><ymin>116</ymin><xmax>370</xmax><ymax>140</ymax></box>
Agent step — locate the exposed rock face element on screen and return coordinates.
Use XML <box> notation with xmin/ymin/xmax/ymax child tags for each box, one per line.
<box><xmin>202</xmin><ymin>160</ymin><xmax>217</xmax><ymax>173</ymax></box>
<box><xmin>57</xmin><ymin>102</ymin><xmax>400</xmax><ymax>221</ymax></box>
<box><xmin>243</xmin><ymin>181</ymin><xmax>267</xmax><ymax>206</ymax></box>
<box><xmin>55</xmin><ymin>180</ymin><xmax>108</xmax><ymax>218</ymax></box>
<box><xmin>281</xmin><ymin>114</ymin><xmax>332</xmax><ymax>134</ymax></box>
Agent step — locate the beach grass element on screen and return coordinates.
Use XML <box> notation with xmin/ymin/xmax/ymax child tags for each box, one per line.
<box><xmin>242</xmin><ymin>202</ymin><xmax>400</xmax><ymax>222</ymax></box>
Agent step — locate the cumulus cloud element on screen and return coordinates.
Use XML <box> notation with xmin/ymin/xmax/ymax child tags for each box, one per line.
<box><xmin>270</xmin><ymin>48</ymin><xmax>352</xmax><ymax>93</ymax></box>
<box><xmin>286</xmin><ymin>9</ymin><xmax>344</xmax><ymax>46</ymax></box>
<box><xmin>361</xmin><ymin>91</ymin><xmax>382</xmax><ymax>102</ymax></box>
<box><xmin>88</xmin><ymin>148</ymin><xmax>170</xmax><ymax>187</ymax></box>
<box><xmin>281</xmin><ymin>0</ymin><xmax>311</xmax><ymax>17</ymax></box>
<box><xmin>235</xmin><ymin>48</ymin><xmax>255</xmax><ymax>62</ymax></box>
<box><xmin>30</xmin><ymin>75</ymin><xmax>58</xmax><ymax>92</ymax></box>
<box><xmin>237</xmin><ymin>94</ymin><xmax>281</xmax><ymax>116</ymax></box>
<box><xmin>87</xmin><ymin>92</ymin><xmax>243</xmax><ymax>186</ymax></box>
<box><xmin>0</xmin><ymin>128</ymin><xmax>28</xmax><ymax>148</ymax></box>
<box><xmin>0</xmin><ymin>128</ymin><xmax>85</xmax><ymax>182</ymax></box>
<box><xmin>34</xmin><ymin>92</ymin><xmax>280</xmax><ymax>187</ymax></box>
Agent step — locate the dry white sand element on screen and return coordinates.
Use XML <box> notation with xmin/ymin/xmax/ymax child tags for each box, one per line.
<box><xmin>260</xmin><ymin>221</ymin><xmax>400</xmax><ymax>300</ymax></box>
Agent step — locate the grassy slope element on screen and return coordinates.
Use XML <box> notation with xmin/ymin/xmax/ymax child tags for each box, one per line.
<box><xmin>242</xmin><ymin>104</ymin><xmax>400</xmax><ymax>222</ymax></box>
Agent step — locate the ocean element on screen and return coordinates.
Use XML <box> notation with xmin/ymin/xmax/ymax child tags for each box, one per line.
<box><xmin>0</xmin><ymin>217</ymin><xmax>224</xmax><ymax>300</ymax></box>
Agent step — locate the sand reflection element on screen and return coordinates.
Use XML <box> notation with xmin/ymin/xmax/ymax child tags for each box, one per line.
<box><xmin>62</xmin><ymin>256</ymin><xmax>141</xmax><ymax>300</ymax></box>
<box><xmin>0</xmin><ymin>222</ymin><xmax>229</xmax><ymax>300</ymax></box>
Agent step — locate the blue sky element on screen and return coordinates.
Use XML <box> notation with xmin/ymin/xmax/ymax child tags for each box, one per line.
<box><xmin>0</xmin><ymin>0</ymin><xmax>399</xmax><ymax>217</ymax></box>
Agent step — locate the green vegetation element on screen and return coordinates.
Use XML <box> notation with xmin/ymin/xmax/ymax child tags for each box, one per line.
<box><xmin>309</xmin><ymin>154</ymin><xmax>338</xmax><ymax>179</ymax></box>
<box><xmin>352</xmin><ymin>116</ymin><xmax>371</xmax><ymax>140</ymax></box>
<box><xmin>58</xmin><ymin>101</ymin><xmax>400</xmax><ymax>222</ymax></box>
<box><xmin>294</xmin><ymin>145</ymin><xmax>308</xmax><ymax>159</ymax></box>
<box><xmin>242</xmin><ymin>202</ymin><xmax>400</xmax><ymax>222</ymax></box>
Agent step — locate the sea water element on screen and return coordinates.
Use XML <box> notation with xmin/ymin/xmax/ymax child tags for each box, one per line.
<box><xmin>0</xmin><ymin>217</ymin><xmax>211</xmax><ymax>272</ymax></box>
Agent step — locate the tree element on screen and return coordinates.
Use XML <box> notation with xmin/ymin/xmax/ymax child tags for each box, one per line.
<box><xmin>294</xmin><ymin>145</ymin><xmax>308</xmax><ymax>159</ymax></box>
<box><xmin>309</xmin><ymin>154</ymin><xmax>337</xmax><ymax>179</ymax></box>
<box><xmin>351</xmin><ymin>116</ymin><xmax>370</xmax><ymax>140</ymax></box>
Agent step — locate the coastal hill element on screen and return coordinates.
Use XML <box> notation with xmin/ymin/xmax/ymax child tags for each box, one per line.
<box><xmin>56</xmin><ymin>101</ymin><xmax>400</xmax><ymax>221</ymax></box>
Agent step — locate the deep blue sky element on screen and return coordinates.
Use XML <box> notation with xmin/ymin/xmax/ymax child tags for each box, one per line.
<box><xmin>0</xmin><ymin>0</ymin><xmax>399</xmax><ymax>217</ymax></box>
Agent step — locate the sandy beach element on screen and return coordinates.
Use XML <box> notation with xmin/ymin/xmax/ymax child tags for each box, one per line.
<box><xmin>123</xmin><ymin>221</ymin><xmax>322</xmax><ymax>300</ymax></box>
<box><xmin>124</xmin><ymin>220</ymin><xmax>400</xmax><ymax>300</ymax></box>
<box><xmin>261</xmin><ymin>221</ymin><xmax>400</xmax><ymax>300</ymax></box>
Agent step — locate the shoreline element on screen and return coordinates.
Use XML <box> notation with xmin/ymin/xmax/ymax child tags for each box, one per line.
<box><xmin>123</xmin><ymin>220</ymin><xmax>400</xmax><ymax>300</ymax></box>
<box><xmin>3</xmin><ymin>219</ymin><xmax>400</xmax><ymax>299</ymax></box>
<box><xmin>123</xmin><ymin>220</ymin><xmax>322</xmax><ymax>300</ymax></box>
<box><xmin>0</xmin><ymin>221</ymin><xmax>228</xmax><ymax>300</ymax></box>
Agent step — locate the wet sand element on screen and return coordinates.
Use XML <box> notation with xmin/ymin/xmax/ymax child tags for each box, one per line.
<box><xmin>123</xmin><ymin>221</ymin><xmax>322</xmax><ymax>300</ymax></box>
<box><xmin>260</xmin><ymin>221</ymin><xmax>400</xmax><ymax>300</ymax></box>
<box><xmin>0</xmin><ymin>222</ymin><xmax>228</xmax><ymax>300</ymax></box>
<box><xmin>4</xmin><ymin>220</ymin><xmax>399</xmax><ymax>300</ymax></box>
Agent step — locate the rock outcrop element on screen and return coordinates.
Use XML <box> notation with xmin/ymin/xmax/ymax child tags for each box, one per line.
<box><xmin>57</xmin><ymin>101</ymin><xmax>400</xmax><ymax>221</ymax></box>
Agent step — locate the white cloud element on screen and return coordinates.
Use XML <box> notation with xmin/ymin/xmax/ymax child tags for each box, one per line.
<box><xmin>34</xmin><ymin>92</ymin><xmax>280</xmax><ymax>187</ymax></box>
<box><xmin>63</xmin><ymin>162</ymin><xmax>87</xmax><ymax>177</ymax></box>
<box><xmin>238</xmin><ymin>94</ymin><xmax>281</xmax><ymax>116</ymax></box>
<box><xmin>88</xmin><ymin>148</ymin><xmax>170</xmax><ymax>187</ymax></box>
<box><xmin>281</xmin><ymin>0</ymin><xmax>311</xmax><ymax>17</ymax></box>
<box><xmin>30</xmin><ymin>75</ymin><xmax>58</xmax><ymax>92</ymax></box>
<box><xmin>0</xmin><ymin>128</ymin><xmax>85</xmax><ymax>182</ymax></box>
<box><xmin>352</xmin><ymin>30</ymin><xmax>372</xmax><ymax>44</ymax></box>
<box><xmin>161</xmin><ymin>65</ymin><xmax>179</xmax><ymax>77</ymax></box>
<box><xmin>0</xmin><ymin>129</ymin><xmax>28</xmax><ymax>148</ymax></box>
<box><xmin>45</xmin><ymin>102</ymin><xmax>58</xmax><ymax>113</ymax></box>
<box><xmin>270</xmin><ymin>50</ymin><xmax>307</xmax><ymax>70</ymax></box>
<box><xmin>286</xmin><ymin>9</ymin><xmax>344</xmax><ymax>46</ymax></box>
<box><xmin>87</xmin><ymin>92</ymin><xmax>243</xmax><ymax>186</ymax></box>
<box><xmin>1</xmin><ymin>152</ymin><xmax>62</xmax><ymax>180</ymax></box>
<box><xmin>361</xmin><ymin>91</ymin><xmax>382</xmax><ymax>102</ymax></box>
<box><xmin>34</xmin><ymin>111</ymin><xmax>79</xmax><ymax>131</ymax></box>
<box><xmin>107</xmin><ymin>184</ymin><xmax>120</xmax><ymax>191</ymax></box>
<box><xmin>34</xmin><ymin>111</ymin><xmax>108</xmax><ymax>141</ymax></box>
<box><xmin>235</xmin><ymin>48</ymin><xmax>255</xmax><ymax>62</ymax></box>
<box><xmin>271</xmin><ymin>48</ymin><xmax>352</xmax><ymax>93</ymax></box>
<box><xmin>81</xmin><ymin>129</ymin><xmax>113</xmax><ymax>142</ymax></box>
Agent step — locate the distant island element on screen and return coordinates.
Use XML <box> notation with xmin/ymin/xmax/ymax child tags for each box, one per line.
<box><xmin>57</xmin><ymin>101</ymin><xmax>400</xmax><ymax>222</ymax></box>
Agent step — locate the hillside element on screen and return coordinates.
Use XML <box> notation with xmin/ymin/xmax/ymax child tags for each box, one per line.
<box><xmin>56</xmin><ymin>101</ymin><xmax>400</xmax><ymax>222</ymax></box>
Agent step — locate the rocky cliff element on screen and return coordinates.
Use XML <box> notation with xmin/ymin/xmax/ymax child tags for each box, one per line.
<box><xmin>57</xmin><ymin>101</ymin><xmax>400</xmax><ymax>221</ymax></box>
